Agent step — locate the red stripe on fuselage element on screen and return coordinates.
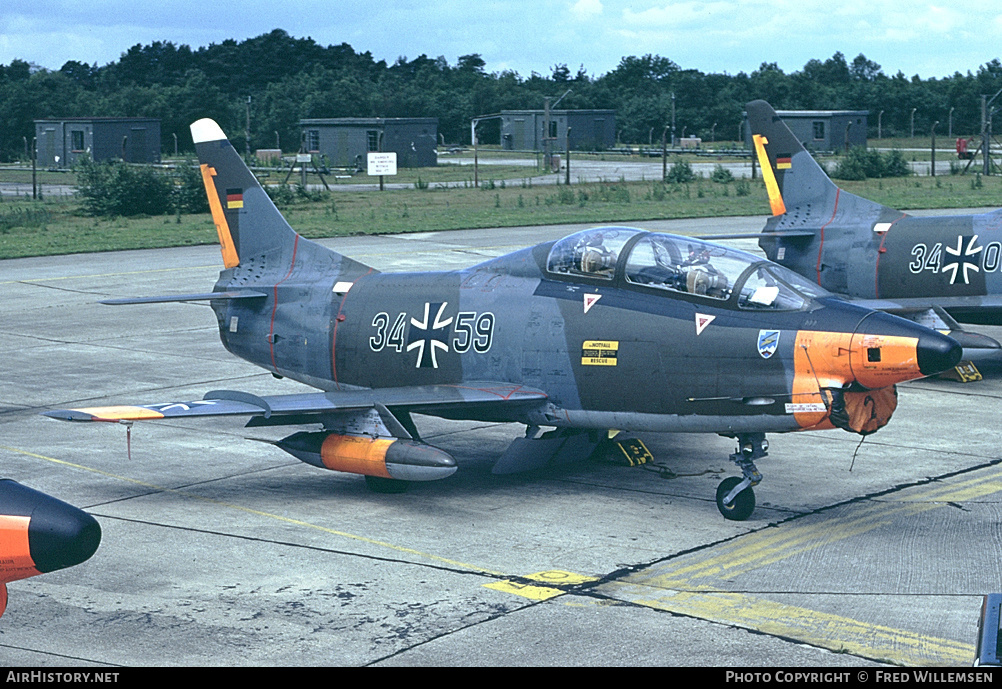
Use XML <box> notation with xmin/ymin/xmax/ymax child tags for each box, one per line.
<box><xmin>330</xmin><ymin>269</ymin><xmax>373</xmax><ymax>391</ymax></box>
<box><xmin>873</xmin><ymin>215</ymin><xmax>907</xmax><ymax>298</ymax></box>
<box><xmin>815</xmin><ymin>188</ymin><xmax>841</xmax><ymax>285</ymax></box>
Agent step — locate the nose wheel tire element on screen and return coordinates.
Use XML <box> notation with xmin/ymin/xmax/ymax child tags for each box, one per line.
<box><xmin>716</xmin><ymin>476</ymin><xmax>755</xmax><ymax>521</ymax></box>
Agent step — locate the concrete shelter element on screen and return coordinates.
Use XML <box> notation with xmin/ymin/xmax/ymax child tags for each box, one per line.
<box><xmin>300</xmin><ymin>118</ymin><xmax>438</xmax><ymax>169</ymax></box>
<box><xmin>34</xmin><ymin>118</ymin><xmax>161</xmax><ymax>167</ymax></box>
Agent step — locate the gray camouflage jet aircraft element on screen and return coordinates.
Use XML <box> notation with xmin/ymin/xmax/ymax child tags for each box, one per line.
<box><xmin>44</xmin><ymin>118</ymin><xmax>962</xmax><ymax>520</ymax></box>
<box><xmin>743</xmin><ymin>99</ymin><xmax>1002</xmax><ymax>362</ymax></box>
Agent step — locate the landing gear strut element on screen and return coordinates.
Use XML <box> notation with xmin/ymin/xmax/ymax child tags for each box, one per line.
<box><xmin>716</xmin><ymin>433</ymin><xmax>767</xmax><ymax>521</ymax></box>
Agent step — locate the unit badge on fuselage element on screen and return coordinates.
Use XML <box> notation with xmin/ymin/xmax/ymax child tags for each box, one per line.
<box><xmin>757</xmin><ymin>330</ymin><xmax>780</xmax><ymax>359</ymax></box>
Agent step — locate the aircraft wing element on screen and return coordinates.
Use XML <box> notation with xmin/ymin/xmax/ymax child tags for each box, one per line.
<box><xmin>850</xmin><ymin>297</ymin><xmax>1002</xmax><ymax>358</ymax></box>
<box><xmin>42</xmin><ymin>383</ymin><xmax>548</xmax><ymax>425</ymax></box>
<box><xmin>854</xmin><ymin>294</ymin><xmax>1002</xmax><ymax>318</ymax></box>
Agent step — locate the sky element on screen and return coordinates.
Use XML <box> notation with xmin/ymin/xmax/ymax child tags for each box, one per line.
<box><xmin>2</xmin><ymin>0</ymin><xmax>1001</xmax><ymax>80</ymax></box>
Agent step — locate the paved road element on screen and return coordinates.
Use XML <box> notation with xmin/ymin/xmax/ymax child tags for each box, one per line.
<box><xmin>1</xmin><ymin>215</ymin><xmax>1000</xmax><ymax>667</ymax></box>
<box><xmin>0</xmin><ymin>153</ymin><xmax>973</xmax><ymax>196</ymax></box>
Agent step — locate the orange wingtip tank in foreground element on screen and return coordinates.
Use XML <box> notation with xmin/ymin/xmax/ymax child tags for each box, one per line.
<box><xmin>0</xmin><ymin>480</ymin><xmax>101</xmax><ymax>618</ymax></box>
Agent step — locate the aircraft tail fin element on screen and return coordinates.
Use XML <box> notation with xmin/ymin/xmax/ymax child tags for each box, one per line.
<box><xmin>191</xmin><ymin>119</ymin><xmax>297</xmax><ymax>268</ymax></box>
<box><xmin>746</xmin><ymin>100</ymin><xmax>902</xmax><ymax>238</ymax></box>
<box><xmin>746</xmin><ymin>99</ymin><xmax>846</xmax><ymax>218</ymax></box>
<box><xmin>190</xmin><ymin>118</ymin><xmax>377</xmax><ymax>280</ymax></box>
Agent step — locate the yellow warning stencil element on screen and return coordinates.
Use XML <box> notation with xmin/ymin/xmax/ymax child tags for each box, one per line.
<box><xmin>582</xmin><ymin>340</ymin><xmax>618</xmax><ymax>366</ymax></box>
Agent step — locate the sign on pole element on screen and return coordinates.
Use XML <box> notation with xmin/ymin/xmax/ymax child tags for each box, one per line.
<box><xmin>367</xmin><ymin>152</ymin><xmax>398</xmax><ymax>176</ymax></box>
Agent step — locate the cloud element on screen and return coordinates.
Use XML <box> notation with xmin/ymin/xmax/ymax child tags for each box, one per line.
<box><xmin>570</xmin><ymin>0</ymin><xmax>603</xmax><ymax>20</ymax></box>
<box><xmin>1</xmin><ymin>0</ymin><xmax>999</xmax><ymax>79</ymax></box>
<box><xmin>620</xmin><ymin>1</ymin><xmax>732</xmax><ymax>28</ymax></box>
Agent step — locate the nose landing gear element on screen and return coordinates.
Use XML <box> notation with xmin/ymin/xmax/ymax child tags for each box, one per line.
<box><xmin>716</xmin><ymin>433</ymin><xmax>767</xmax><ymax>521</ymax></box>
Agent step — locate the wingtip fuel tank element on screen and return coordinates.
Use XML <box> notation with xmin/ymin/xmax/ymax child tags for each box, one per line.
<box><xmin>0</xmin><ymin>480</ymin><xmax>101</xmax><ymax>619</ymax></box>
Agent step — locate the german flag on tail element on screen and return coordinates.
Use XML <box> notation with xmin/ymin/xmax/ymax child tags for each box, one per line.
<box><xmin>226</xmin><ymin>188</ymin><xmax>244</xmax><ymax>209</ymax></box>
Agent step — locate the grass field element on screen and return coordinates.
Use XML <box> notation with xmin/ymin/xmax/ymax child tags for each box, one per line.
<box><xmin>1</xmin><ymin>165</ymin><xmax>1002</xmax><ymax>260</ymax></box>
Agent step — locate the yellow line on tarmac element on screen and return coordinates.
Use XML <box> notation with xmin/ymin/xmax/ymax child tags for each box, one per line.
<box><xmin>484</xmin><ymin>570</ymin><xmax>598</xmax><ymax>601</ymax></box>
<box><xmin>598</xmin><ymin>583</ymin><xmax>974</xmax><ymax>667</ymax></box>
<box><xmin>599</xmin><ymin>470</ymin><xmax>1002</xmax><ymax>665</ymax></box>
<box><xmin>8</xmin><ymin>443</ymin><xmax>995</xmax><ymax>665</ymax></box>
<box><xmin>891</xmin><ymin>471</ymin><xmax>1002</xmax><ymax>504</ymax></box>
<box><xmin>634</xmin><ymin>470</ymin><xmax>1002</xmax><ymax>588</ymax></box>
<box><xmin>0</xmin><ymin>444</ymin><xmax>506</xmax><ymax>577</ymax></box>
<box><xmin>634</xmin><ymin>505</ymin><xmax>899</xmax><ymax>588</ymax></box>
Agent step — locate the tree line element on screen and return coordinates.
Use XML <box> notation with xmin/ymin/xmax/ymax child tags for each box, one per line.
<box><xmin>1</xmin><ymin>29</ymin><xmax>1001</xmax><ymax>162</ymax></box>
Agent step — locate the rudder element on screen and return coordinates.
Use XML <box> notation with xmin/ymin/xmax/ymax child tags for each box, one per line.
<box><xmin>746</xmin><ymin>100</ymin><xmax>841</xmax><ymax>217</ymax></box>
<box><xmin>191</xmin><ymin>118</ymin><xmax>299</xmax><ymax>268</ymax></box>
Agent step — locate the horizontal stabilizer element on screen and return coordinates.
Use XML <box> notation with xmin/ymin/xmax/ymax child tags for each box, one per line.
<box><xmin>852</xmin><ymin>299</ymin><xmax>1002</xmax><ymax>360</ymax></box>
<box><xmin>100</xmin><ymin>291</ymin><xmax>267</xmax><ymax>305</ymax></box>
<box><xmin>939</xmin><ymin>330</ymin><xmax>1001</xmax><ymax>354</ymax></box>
<box><xmin>856</xmin><ymin>295</ymin><xmax>1002</xmax><ymax>324</ymax></box>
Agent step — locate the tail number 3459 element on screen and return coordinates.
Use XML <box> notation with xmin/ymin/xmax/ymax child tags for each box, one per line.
<box><xmin>369</xmin><ymin>310</ymin><xmax>495</xmax><ymax>354</ymax></box>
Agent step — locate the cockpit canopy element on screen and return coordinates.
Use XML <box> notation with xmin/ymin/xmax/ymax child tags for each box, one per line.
<box><xmin>546</xmin><ymin>227</ymin><xmax>829</xmax><ymax>310</ymax></box>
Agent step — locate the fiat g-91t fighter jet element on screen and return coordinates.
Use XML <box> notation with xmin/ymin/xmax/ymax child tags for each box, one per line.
<box><xmin>44</xmin><ymin>118</ymin><xmax>961</xmax><ymax>520</ymax></box>
<box><xmin>744</xmin><ymin>99</ymin><xmax>1002</xmax><ymax>361</ymax></box>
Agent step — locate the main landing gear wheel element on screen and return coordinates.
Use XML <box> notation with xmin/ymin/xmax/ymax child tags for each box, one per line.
<box><xmin>365</xmin><ymin>475</ymin><xmax>409</xmax><ymax>493</ymax></box>
<box><xmin>716</xmin><ymin>432</ymin><xmax>767</xmax><ymax>521</ymax></box>
<box><xmin>716</xmin><ymin>476</ymin><xmax>755</xmax><ymax>521</ymax></box>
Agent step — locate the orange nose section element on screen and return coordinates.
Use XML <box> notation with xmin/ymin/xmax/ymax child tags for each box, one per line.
<box><xmin>0</xmin><ymin>514</ymin><xmax>38</xmax><ymax>584</ymax></box>
<box><xmin>790</xmin><ymin>311</ymin><xmax>962</xmax><ymax>430</ymax></box>
<box><xmin>794</xmin><ymin>314</ymin><xmax>962</xmax><ymax>393</ymax></box>
<box><xmin>849</xmin><ymin>312</ymin><xmax>962</xmax><ymax>388</ymax></box>
<box><xmin>0</xmin><ymin>482</ymin><xmax>101</xmax><ymax>619</ymax></box>
<box><xmin>848</xmin><ymin>331</ymin><xmax>923</xmax><ymax>389</ymax></box>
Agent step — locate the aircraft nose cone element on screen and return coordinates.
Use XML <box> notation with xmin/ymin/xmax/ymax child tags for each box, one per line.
<box><xmin>28</xmin><ymin>502</ymin><xmax>101</xmax><ymax>573</ymax></box>
<box><xmin>917</xmin><ymin>330</ymin><xmax>963</xmax><ymax>376</ymax></box>
<box><xmin>0</xmin><ymin>480</ymin><xmax>101</xmax><ymax>574</ymax></box>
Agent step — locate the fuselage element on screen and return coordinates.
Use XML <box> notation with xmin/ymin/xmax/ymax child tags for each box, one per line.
<box><xmin>762</xmin><ymin>209</ymin><xmax>1002</xmax><ymax>323</ymax></box>
<box><xmin>745</xmin><ymin>98</ymin><xmax>1002</xmax><ymax>328</ymax></box>
<box><xmin>39</xmin><ymin>115</ymin><xmax>967</xmax><ymax>520</ymax></box>
<box><xmin>210</xmin><ymin>227</ymin><xmax>959</xmax><ymax>436</ymax></box>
